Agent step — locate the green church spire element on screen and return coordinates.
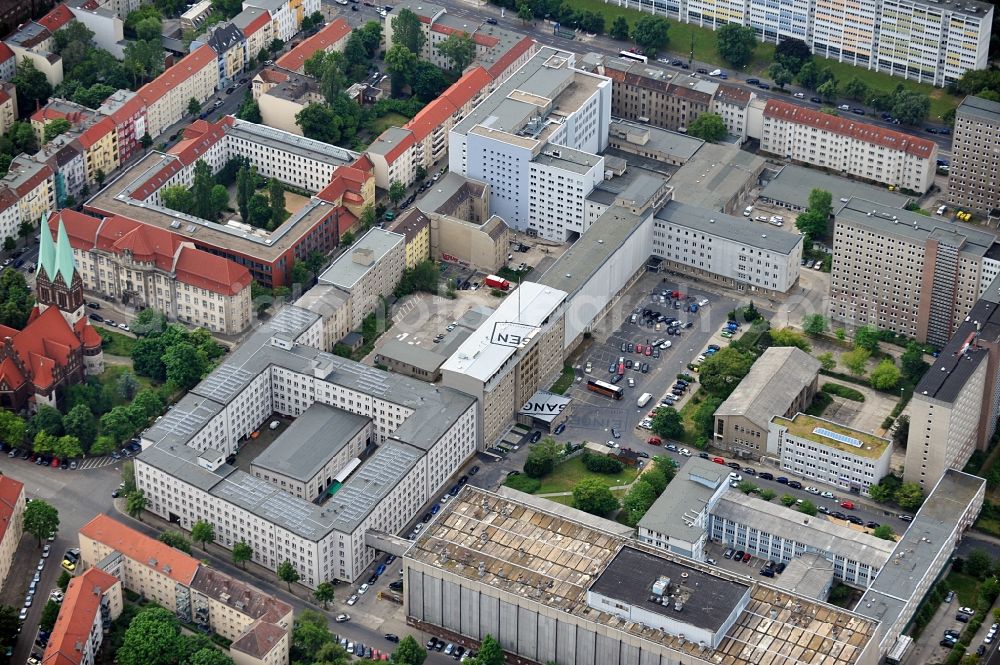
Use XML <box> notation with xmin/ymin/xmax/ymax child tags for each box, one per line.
<box><xmin>36</xmin><ymin>212</ymin><xmax>55</xmax><ymax>282</ymax></box>
<box><xmin>54</xmin><ymin>217</ymin><xmax>75</xmax><ymax>285</ymax></box>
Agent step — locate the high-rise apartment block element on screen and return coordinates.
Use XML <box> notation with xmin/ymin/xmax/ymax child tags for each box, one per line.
<box><xmin>829</xmin><ymin>198</ymin><xmax>1000</xmax><ymax>347</ymax></box>
<box><xmin>949</xmin><ymin>95</ymin><xmax>1000</xmax><ymax>214</ymax></box>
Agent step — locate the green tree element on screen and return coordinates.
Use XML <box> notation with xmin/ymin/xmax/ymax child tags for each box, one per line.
<box><xmin>236</xmin><ymin>163</ymin><xmax>253</xmax><ymax>221</ymax></box>
<box><xmin>132</xmin><ymin>309</ymin><xmax>167</xmax><ymax>336</ymax></box>
<box><xmin>23</xmin><ymin>499</ymin><xmax>59</xmax><ymax>546</ymax></box>
<box><xmin>854</xmin><ymin>325</ymin><xmax>881</xmax><ymax>352</ymax></box>
<box><xmin>290</xmin><ymin>260</ymin><xmax>309</xmax><ymax>286</ymax></box>
<box><xmin>795</xmin><ymin>60</ymin><xmax>821</xmax><ymax>89</ymax></box>
<box><xmin>267</xmin><ymin>178</ymin><xmax>285</xmax><ymax>229</ymax></box>
<box><xmin>651</xmin><ymin>406</ymin><xmax>684</xmax><ymax>439</ymax></box>
<box><xmin>388</xmin><ymin>180</ymin><xmax>407</xmax><ymax>206</ymax></box>
<box><xmin>798</xmin><ymin>499</ymin><xmax>818</xmax><ymax>516</ymax></box>
<box><xmin>28</xmin><ymin>406</ymin><xmax>64</xmax><ymax>439</ymax></box>
<box><xmin>126</xmin><ymin>490</ymin><xmax>147</xmax><ymax>520</ymax></box>
<box><xmin>392</xmin><ymin>635</ymin><xmax>427</xmax><ymax>665</ymax></box>
<box><xmin>39</xmin><ymin>599</ymin><xmax>60</xmax><ymax>632</ymax></box>
<box><xmin>609</xmin><ymin>15</ymin><xmax>630</xmax><ymax>40</ymax></box>
<box><xmin>816</xmin><ymin>78</ymin><xmax>838</xmax><ymax>101</ymax></box>
<box><xmin>54</xmin><ymin>434</ymin><xmax>84</xmax><ymax>459</ymax></box>
<box><xmin>116</xmin><ymin>606</ymin><xmax>181</xmax><ymax>665</ymax></box>
<box><xmin>210</xmin><ymin>184</ymin><xmax>229</xmax><ymax>219</ymax></box>
<box><xmin>0</xmin><ymin>604</ymin><xmax>22</xmax><ymax>650</ymax></box>
<box><xmin>767</xmin><ymin>62</ymin><xmax>794</xmax><ymax>89</ymax></box>
<box><xmin>160</xmin><ymin>183</ymin><xmax>194</xmax><ymax>214</ymax></box>
<box><xmin>892</xmin><ymin>89</ymin><xmax>930</xmax><ymax>125</ymax></box>
<box><xmin>296</xmin><ymin>103</ymin><xmax>341</xmax><ymax>144</ymax></box>
<box><xmin>436</xmin><ymin>31</ymin><xmax>476</xmax><ymax>72</ymax></box>
<box><xmin>967</xmin><ymin>549</ymin><xmax>994</xmax><ymax>579</ymax></box>
<box><xmin>186</xmin><ymin>650</ymin><xmax>234</xmax><ymax>665</ymax></box>
<box><xmin>770</xmin><ymin>328</ymin><xmax>812</xmax><ymax>352</ymax></box>
<box><xmin>872</xmin><ymin>524</ymin><xmax>896</xmax><ymax>541</ymax></box>
<box><xmin>191</xmin><ymin>160</ymin><xmax>214</xmax><ymax>220</ymax></box>
<box><xmin>236</xmin><ymin>94</ymin><xmax>261</xmax><ymax>122</ymax></box>
<box><xmin>842</xmin><ymin>347</ymin><xmax>871</xmax><ymax>376</ymax></box>
<box><xmin>133</xmin><ymin>389</ymin><xmax>164</xmax><ymax>420</ymax></box>
<box><xmin>775</xmin><ymin>38</ymin><xmax>812</xmax><ymax>72</ymax></box>
<box><xmin>0</xmin><ymin>410</ymin><xmax>24</xmax><ymax>447</ymax></box>
<box><xmin>135</xmin><ymin>16</ymin><xmax>162</xmax><ymax>41</ymax></box>
<box><xmin>870</xmin><ymin>358</ymin><xmax>902</xmax><ymax>390</ymax></box>
<box><xmin>2</xmin><ymin>237</ymin><xmax>13</xmax><ymax>252</ymax></box>
<box><xmin>385</xmin><ymin>43</ymin><xmax>418</xmax><ymax>95</ymax></box>
<box><xmin>632</xmin><ymin>15</ymin><xmax>670</xmax><ymax>57</ymax></box>
<box><xmin>158</xmin><ymin>530</ymin><xmax>192</xmax><ymax>553</ymax></box>
<box><xmin>686</xmin><ymin>112</ymin><xmax>727</xmax><ymax>142</ymax></box>
<box><xmin>163</xmin><ymin>342</ymin><xmax>207</xmax><ymax>390</ymax></box>
<box><xmin>817</xmin><ymin>352</ymin><xmax>836</xmax><ymax>371</ymax></box>
<box><xmin>277</xmin><ymin>559</ymin><xmax>300</xmax><ymax>590</ymax></box>
<box><xmin>901</xmin><ymin>342</ymin><xmax>929</xmax><ymax>382</ymax></box>
<box><xmin>190</xmin><ymin>520</ymin><xmax>215</xmax><ymax>549</ymax></box>
<box><xmin>894</xmin><ymin>482</ymin><xmax>925</xmax><ymax>511</ymax></box>
<box><xmin>117</xmin><ymin>370</ymin><xmax>139</xmax><ymax>400</ymax></box>
<box><xmin>229</xmin><ymin>539</ymin><xmax>254</xmax><ymax>569</ymax></box>
<box><xmin>780</xmin><ymin>494</ymin><xmax>796</xmax><ymax>507</ymax></box>
<box><xmin>43</xmin><ymin>118</ymin><xmax>71</xmax><ymax>143</ymax></box>
<box><xmin>524</xmin><ymin>437</ymin><xmax>560</xmax><ymax>477</ymax></box>
<box><xmin>572</xmin><ymin>478</ymin><xmax>619</xmax><ymax>516</ymax></box>
<box><xmin>56</xmin><ymin>570</ymin><xmax>71</xmax><ymax>591</ymax></box>
<box><xmin>842</xmin><ymin>77</ymin><xmax>868</xmax><ymax>101</ymax></box>
<box><xmin>796</xmin><ymin>188</ymin><xmax>832</xmax><ymax>238</ymax></box>
<box><xmin>313</xmin><ymin>581</ymin><xmax>335</xmax><ymax>609</ymax></box>
<box><xmin>247</xmin><ymin>193</ymin><xmax>271</xmax><ymax>227</ymax></box>
<box><xmin>12</xmin><ymin>58</ymin><xmax>52</xmax><ymax>117</ymax></box>
<box><xmin>803</xmin><ymin>314</ymin><xmax>827</xmax><ymax>336</ymax></box>
<box><xmin>893</xmin><ymin>415</ymin><xmax>909</xmax><ymax>448</ymax></box>
<box><xmin>716</xmin><ymin>24</ymin><xmax>756</xmax><ymax>66</ymax></box>
<box><xmin>621</xmin><ymin>480</ymin><xmax>657</xmax><ymax>526</ymax></box>
<box><xmin>0</xmin><ymin>267</ymin><xmax>34</xmax><ymax>329</ymax></box>
<box><xmin>392</xmin><ymin>8</ymin><xmax>425</xmax><ymax>53</ymax></box>
<box><xmin>698</xmin><ymin>347</ymin><xmax>755</xmax><ymax>399</ymax></box>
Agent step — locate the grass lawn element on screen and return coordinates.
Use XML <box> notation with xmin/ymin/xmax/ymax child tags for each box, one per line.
<box><xmin>677</xmin><ymin>392</ymin><xmax>703</xmax><ymax>446</ymax></box>
<box><xmin>544</xmin><ymin>488</ymin><xmax>629</xmax><ymax>509</ymax></box>
<box><xmin>535</xmin><ymin>456</ymin><xmax>639</xmax><ymax>494</ymax></box>
<box><xmin>944</xmin><ymin>571</ymin><xmax>980</xmax><ymax>607</ymax></box>
<box><xmin>549</xmin><ymin>364</ymin><xmax>576</xmax><ymax>395</ymax></box>
<box><xmin>564</xmin><ymin>0</ymin><xmax>960</xmax><ymax>118</ymax></box>
<box><xmin>98</xmin><ymin>364</ymin><xmax>155</xmax><ymax>398</ymax></box>
<box><xmin>368</xmin><ymin>112</ymin><xmax>410</xmax><ymax>135</ymax></box>
<box><xmin>100</xmin><ymin>329</ymin><xmax>137</xmax><ymax>357</ymax></box>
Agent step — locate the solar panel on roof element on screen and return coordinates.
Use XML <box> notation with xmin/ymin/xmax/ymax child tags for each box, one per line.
<box><xmin>813</xmin><ymin>427</ymin><xmax>863</xmax><ymax>448</ymax></box>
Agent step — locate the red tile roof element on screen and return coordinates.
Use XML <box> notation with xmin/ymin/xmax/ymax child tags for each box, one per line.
<box><xmin>77</xmin><ymin>117</ymin><xmax>115</xmax><ymax>150</ymax></box>
<box><xmin>107</xmin><ymin>95</ymin><xmax>145</xmax><ymax>126</ymax></box>
<box><xmin>0</xmin><ymin>476</ymin><xmax>23</xmax><ymax>546</ymax></box>
<box><xmin>50</xmin><ymin>210</ymin><xmax>100</xmax><ymax>248</ymax></box>
<box><xmin>763</xmin><ymin>100</ymin><xmax>936</xmax><ymax>159</ymax></box>
<box><xmin>43</xmin><ymin>568</ymin><xmax>119</xmax><ymax>665</ymax></box>
<box><xmin>0</xmin><ymin>88</ymin><xmax>9</xmax><ymax>106</ymax></box>
<box><xmin>382</xmin><ymin>130</ymin><xmax>416</xmax><ymax>163</ymax></box>
<box><xmin>275</xmin><ymin>17</ymin><xmax>350</xmax><ymax>72</ymax></box>
<box><xmin>351</xmin><ymin>154</ymin><xmax>374</xmax><ymax>173</ymax></box>
<box><xmin>0</xmin><ymin>188</ymin><xmax>18</xmax><ymax>214</ymax></box>
<box><xmin>31</xmin><ymin>105</ymin><xmax>92</xmax><ymax>126</ymax></box>
<box><xmin>258</xmin><ymin>68</ymin><xmax>288</xmax><ymax>85</ymax></box>
<box><xmin>0</xmin><ymin>305</ymin><xmax>90</xmax><ymax>391</ymax></box>
<box><xmin>0</xmin><ymin>43</ymin><xmax>14</xmax><ymax>63</ymax></box>
<box><xmin>37</xmin><ymin>4</ymin><xmax>74</xmax><ymax>33</ymax></box>
<box><xmin>79</xmin><ymin>515</ymin><xmax>199</xmax><ymax>585</ymax></box>
<box><xmin>231</xmin><ymin>621</ymin><xmax>287</xmax><ymax>660</ymax></box>
<box><xmin>405</xmin><ymin>98</ymin><xmax>457</xmax><ymax>142</ymax></box>
<box><xmin>138</xmin><ymin>45</ymin><xmax>216</xmax><ymax>106</ymax></box>
<box><xmin>174</xmin><ymin>246</ymin><xmax>251</xmax><ymax>296</ymax></box>
<box><xmin>443</xmin><ymin>66</ymin><xmax>491</xmax><ymax>107</ymax></box>
<box><xmin>486</xmin><ymin>35</ymin><xmax>534</xmax><ymax>80</ymax></box>
<box><xmin>11</xmin><ymin>163</ymin><xmax>53</xmax><ymax>197</ymax></box>
<box><xmin>241</xmin><ymin>10</ymin><xmax>271</xmax><ymax>37</ymax></box>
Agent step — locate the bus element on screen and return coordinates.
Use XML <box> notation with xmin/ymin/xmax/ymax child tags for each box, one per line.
<box><xmin>587</xmin><ymin>379</ymin><xmax>624</xmax><ymax>400</ymax></box>
<box><xmin>619</xmin><ymin>50</ymin><xmax>648</xmax><ymax>64</ymax></box>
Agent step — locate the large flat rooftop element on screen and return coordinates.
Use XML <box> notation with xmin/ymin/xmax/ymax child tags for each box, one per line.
<box><xmin>772</xmin><ymin>413</ymin><xmax>890</xmax><ymax>459</ymax></box>
<box><xmin>409</xmin><ymin>486</ymin><xmax>880</xmax><ymax>665</ymax></box>
<box><xmin>668</xmin><ymin>142</ymin><xmax>765</xmax><ymax>211</ymax></box>
<box><xmin>656</xmin><ymin>201</ymin><xmax>803</xmax><ymax>255</ymax></box>
<box><xmin>317</xmin><ymin>227</ymin><xmax>404</xmax><ymax>289</ymax></box>
<box><xmin>760</xmin><ymin>164</ymin><xmax>912</xmax><ymax>212</ymax></box>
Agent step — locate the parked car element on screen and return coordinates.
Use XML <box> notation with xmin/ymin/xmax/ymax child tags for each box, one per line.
<box><xmin>840</xmin><ymin>501</ymin><xmax>855</xmax><ymax>510</ymax></box>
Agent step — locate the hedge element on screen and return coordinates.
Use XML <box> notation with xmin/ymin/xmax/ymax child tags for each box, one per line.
<box><xmin>822</xmin><ymin>383</ymin><xmax>865</xmax><ymax>402</ymax></box>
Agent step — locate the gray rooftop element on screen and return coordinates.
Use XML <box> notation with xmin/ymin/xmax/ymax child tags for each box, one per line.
<box><xmin>588</xmin><ymin>167</ymin><xmax>670</xmax><ymax>211</ymax></box>
<box><xmin>854</xmin><ymin>470</ymin><xmax>985</xmax><ymax>643</ymax></box>
<box><xmin>655</xmin><ymin>200</ymin><xmax>803</xmax><ymax>255</ymax></box>
<box><xmin>416</xmin><ymin>172</ymin><xmax>481</xmax><ymax>215</ymax></box>
<box><xmin>366</xmin><ymin>126</ymin><xmax>414</xmax><ymax>157</ymax></box>
<box><xmin>229</xmin><ymin>119</ymin><xmax>356</xmax><ymax>170</ymax></box>
<box><xmin>250</xmin><ymin>403</ymin><xmax>370</xmax><ymax>482</ymax></box>
<box><xmin>713</xmin><ymin>494</ymin><xmax>896</xmax><ymax>568</ymax></box>
<box><xmin>914</xmin><ymin>308</ymin><xmax>989</xmax><ymax>404</ymax></box>
<box><xmin>771</xmin><ymin>553</ymin><xmax>835</xmax><ymax>601</ymax></box>
<box><xmin>231</xmin><ymin>7</ymin><xmax>268</xmax><ymax>30</ymax></box>
<box><xmin>375</xmin><ymin>339</ymin><xmax>450</xmax><ymax>374</ymax></box>
<box><xmin>638</xmin><ymin>458</ymin><xmax>723</xmax><ymax>541</ymax></box>
<box><xmin>317</xmin><ymin>228</ymin><xmax>404</xmax><ymax>289</ymax></box>
<box><xmin>668</xmin><ymin>142</ymin><xmax>765</xmax><ymax>211</ymax></box>
<box><xmin>715</xmin><ymin>347</ymin><xmax>820</xmax><ymax>425</ymax></box>
<box><xmin>958</xmin><ymin>94</ymin><xmax>1000</xmax><ymax>123</ymax></box>
<box><xmin>760</xmin><ymin>165</ymin><xmax>912</xmax><ymax>212</ymax></box>
<box><xmin>608</xmin><ymin>120</ymin><xmax>704</xmax><ymax>162</ymax></box>
<box><xmin>589</xmin><ymin>546</ymin><xmax>750</xmax><ymax>632</ymax></box>
<box><xmin>838</xmin><ymin>198</ymin><xmax>998</xmax><ymax>257</ymax></box>
<box><xmin>533</xmin><ymin>145</ymin><xmax>602</xmax><ymax>175</ymax></box>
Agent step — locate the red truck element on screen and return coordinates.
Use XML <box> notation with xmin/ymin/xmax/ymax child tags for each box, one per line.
<box><xmin>484</xmin><ymin>275</ymin><xmax>511</xmax><ymax>291</ymax></box>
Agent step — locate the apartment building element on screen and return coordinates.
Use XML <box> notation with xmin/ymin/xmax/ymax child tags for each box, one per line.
<box><xmin>829</xmin><ymin>198</ymin><xmax>1000</xmax><ymax>346</ymax></box>
<box><xmin>0</xmin><ymin>476</ymin><xmax>23</xmax><ymax>590</ymax></box>
<box><xmin>713</xmin><ymin>347</ymin><xmax>820</xmax><ymax>458</ymax></box>
<box><xmin>317</xmin><ymin>228</ymin><xmax>405</xmax><ymax>330</ymax></box>
<box><xmin>77</xmin><ymin>117</ymin><xmax>119</xmax><ymax>187</ymax></box>
<box><xmin>418</xmin><ymin>174</ymin><xmax>512</xmax><ymax>272</ymax></box>
<box><xmin>33</xmin><ymin>134</ymin><xmax>88</xmax><ymax>208</ymax></box>
<box><xmin>42</xmin><ymin>568</ymin><xmax>122</xmax><ymax>665</ymax></box>
<box><xmin>448</xmin><ymin>48</ymin><xmax>611</xmax><ymax>242</ymax></box>
<box><xmin>5</xmin><ymin>20</ymin><xmax>64</xmax><ymax>87</ymax></box>
<box><xmin>233</xmin><ymin>7</ymin><xmax>273</xmax><ymax>59</ymax></box>
<box><xmin>0</xmin><ymin>43</ymin><xmax>15</xmax><ymax>81</ymax></box>
<box><xmin>97</xmin><ymin>90</ymin><xmax>147</xmax><ymax>164</ymax></box>
<box><xmin>86</xmin><ymin>117</ymin><xmax>370</xmax><ymax>287</ymax></box>
<box><xmin>204</xmin><ymin>23</ymin><xmax>247</xmax><ymax>88</ymax></box>
<box><xmin>274</xmin><ymin>17</ymin><xmax>350</xmax><ymax>72</ymax></box>
<box><xmin>244</xmin><ymin>0</ymin><xmax>319</xmax><ymax>43</ymax></box>
<box><xmin>78</xmin><ymin>515</ymin><xmax>291</xmax><ymax>665</ymax></box>
<box><xmin>366</xmin><ymin>66</ymin><xmax>494</xmax><ymax>189</ymax></box>
<box><xmin>133</xmin><ymin>306</ymin><xmax>477</xmax><ymax>585</ymax></box>
<box><xmin>949</xmin><ymin>95</ymin><xmax>1000</xmax><ymax>214</ymax></box>
<box><xmin>49</xmin><ymin>210</ymin><xmax>254</xmax><ymax>335</ymax></box>
<box><xmin>758</xmin><ymin>100</ymin><xmax>938</xmax><ymax>193</ymax></box>
<box><xmin>0</xmin><ymin>82</ymin><xmax>15</xmax><ymax>136</ymax></box>
<box><xmin>138</xmin><ymin>45</ymin><xmax>220</xmax><ymax>139</ymax></box>
<box><xmin>0</xmin><ymin>155</ymin><xmax>55</xmax><ymax>227</ymax></box>
<box><xmin>383</xmin><ymin>208</ymin><xmax>430</xmax><ymax>269</ymax></box>
<box><xmin>258</xmin><ymin>72</ymin><xmax>324</xmax><ymax>135</ymax></box>
<box><xmin>769</xmin><ymin>413</ymin><xmax>893</xmax><ymax>496</ymax></box>
<box><xmin>652</xmin><ymin>201</ymin><xmax>803</xmax><ymax>296</ymax></box>
<box><xmin>441</xmin><ymin>282</ymin><xmax>566</xmax><ymax>446</ymax></box>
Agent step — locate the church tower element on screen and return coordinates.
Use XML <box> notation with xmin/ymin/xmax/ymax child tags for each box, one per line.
<box><xmin>35</xmin><ymin>213</ymin><xmax>85</xmax><ymax>326</ymax></box>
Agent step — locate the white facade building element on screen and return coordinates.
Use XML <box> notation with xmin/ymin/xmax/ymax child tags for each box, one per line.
<box><xmin>316</xmin><ymin>228</ymin><xmax>406</xmax><ymax>330</ymax></box>
<box><xmin>449</xmin><ymin>47</ymin><xmax>612</xmax><ymax>242</ymax></box>
<box><xmin>757</xmin><ymin>100</ymin><xmax>938</xmax><ymax>193</ymax></box>
<box><xmin>768</xmin><ymin>413</ymin><xmax>893</xmax><ymax>496</ymax></box>
<box><xmin>243</xmin><ymin>0</ymin><xmax>320</xmax><ymax>43</ymax></box>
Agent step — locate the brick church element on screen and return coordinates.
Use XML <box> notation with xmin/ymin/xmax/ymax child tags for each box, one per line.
<box><xmin>0</xmin><ymin>213</ymin><xmax>103</xmax><ymax>412</ymax></box>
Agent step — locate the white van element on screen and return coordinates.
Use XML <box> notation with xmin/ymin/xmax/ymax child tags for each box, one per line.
<box><xmin>637</xmin><ymin>392</ymin><xmax>653</xmax><ymax>408</ymax></box>
<box><xmin>743</xmin><ymin>205</ymin><xmax>753</xmax><ymax>217</ymax></box>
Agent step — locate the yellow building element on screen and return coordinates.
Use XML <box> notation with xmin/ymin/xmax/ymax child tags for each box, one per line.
<box><xmin>0</xmin><ymin>83</ymin><xmax>16</xmax><ymax>136</ymax></box>
<box><xmin>78</xmin><ymin>118</ymin><xmax>119</xmax><ymax>187</ymax></box>
<box><xmin>385</xmin><ymin>208</ymin><xmax>431</xmax><ymax>269</ymax></box>
<box><xmin>0</xmin><ymin>477</ymin><xmax>24</xmax><ymax>590</ymax></box>
<box><xmin>2</xmin><ymin>156</ymin><xmax>55</xmax><ymax>224</ymax></box>
<box><xmin>234</xmin><ymin>7</ymin><xmax>273</xmax><ymax>62</ymax></box>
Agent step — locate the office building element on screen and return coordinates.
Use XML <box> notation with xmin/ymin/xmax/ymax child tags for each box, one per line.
<box><xmin>0</xmin><ymin>476</ymin><xmax>23</xmax><ymax>590</ymax></box>
<box><xmin>316</xmin><ymin>228</ymin><xmax>406</xmax><ymax>330</ymax></box>
<box><xmin>404</xmin><ymin>485</ymin><xmax>883</xmax><ymax>665</ymax></box>
<box><xmin>714</xmin><ymin>347</ymin><xmax>820</xmax><ymax>459</ymax></box>
<box><xmin>758</xmin><ymin>164</ymin><xmax>913</xmax><ymax>212</ymax></box>
<box><xmin>768</xmin><ymin>413</ymin><xmax>892</xmax><ymax>496</ymax></box>
<box><xmin>78</xmin><ymin>515</ymin><xmax>292</xmax><ymax>665</ymax></box>
<box><xmin>949</xmin><ymin>95</ymin><xmax>1000</xmax><ymax>214</ymax></box>
<box><xmin>448</xmin><ymin>47</ymin><xmax>612</xmax><ymax>242</ymax></box>
<box><xmin>441</xmin><ymin>282</ymin><xmax>566</xmax><ymax>446</ymax></box>
<box><xmin>829</xmin><ymin>198</ymin><xmax>1000</xmax><ymax>347</ymax></box>
<box><xmin>42</xmin><ymin>568</ymin><xmax>122</xmax><ymax>665</ymax></box>
<box><xmin>133</xmin><ymin>307</ymin><xmax>477</xmax><ymax>585</ymax></box>
<box><xmin>758</xmin><ymin>100</ymin><xmax>938</xmax><ymax>193</ymax></box>
<box><xmin>49</xmin><ymin>210</ymin><xmax>253</xmax><ymax>335</ymax></box>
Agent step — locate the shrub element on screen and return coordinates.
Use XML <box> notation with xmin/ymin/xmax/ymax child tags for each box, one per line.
<box><xmin>581</xmin><ymin>451</ymin><xmax>625</xmax><ymax>474</ymax></box>
<box><xmin>822</xmin><ymin>383</ymin><xmax>865</xmax><ymax>401</ymax></box>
